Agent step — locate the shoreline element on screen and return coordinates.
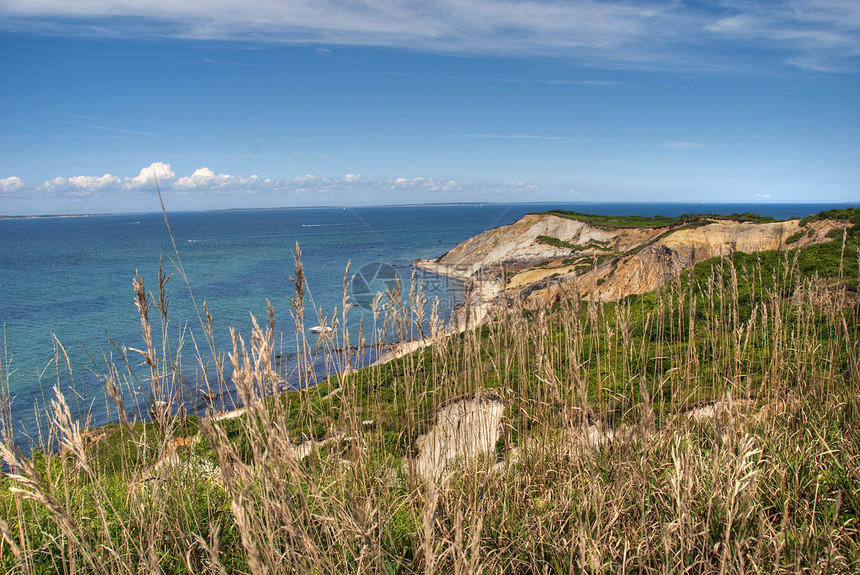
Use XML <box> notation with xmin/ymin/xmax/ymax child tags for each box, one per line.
<box><xmin>205</xmin><ymin>260</ymin><xmax>503</xmax><ymax>421</ymax></box>
<box><xmin>369</xmin><ymin>259</ymin><xmax>503</xmax><ymax>365</ymax></box>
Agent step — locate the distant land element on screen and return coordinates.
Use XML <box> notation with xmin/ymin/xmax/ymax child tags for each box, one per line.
<box><xmin>1</xmin><ymin>200</ymin><xmax>856</xmax><ymax>219</ymax></box>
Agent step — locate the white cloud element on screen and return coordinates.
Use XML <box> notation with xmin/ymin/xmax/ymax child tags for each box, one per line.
<box><xmin>128</xmin><ymin>162</ymin><xmax>175</xmax><ymax>189</ymax></box>
<box><xmin>0</xmin><ymin>176</ymin><xmax>28</xmax><ymax>194</ymax></box>
<box><xmin>4</xmin><ymin>166</ymin><xmax>429</xmax><ymax>200</ymax></box>
<box><xmin>388</xmin><ymin>176</ymin><xmax>459</xmax><ymax>192</ymax></box>
<box><xmin>174</xmin><ymin>167</ymin><xmax>268</xmax><ymax>190</ymax></box>
<box><xmin>176</xmin><ymin>167</ymin><xmax>218</xmax><ymax>188</ymax></box>
<box><xmin>42</xmin><ymin>173</ymin><xmax>122</xmax><ymax>196</ymax></box>
<box><xmin>69</xmin><ymin>173</ymin><xmax>122</xmax><ymax>190</ymax></box>
<box><xmin>0</xmin><ymin>164</ymin><xmax>559</xmax><ymax>214</ymax></box>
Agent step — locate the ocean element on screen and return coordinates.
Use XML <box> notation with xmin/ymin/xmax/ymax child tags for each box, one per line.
<box><xmin>0</xmin><ymin>202</ymin><xmax>850</xmax><ymax>448</ymax></box>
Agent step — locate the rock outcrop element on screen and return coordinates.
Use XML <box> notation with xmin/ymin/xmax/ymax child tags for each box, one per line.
<box><xmin>414</xmin><ymin>395</ymin><xmax>505</xmax><ymax>482</ymax></box>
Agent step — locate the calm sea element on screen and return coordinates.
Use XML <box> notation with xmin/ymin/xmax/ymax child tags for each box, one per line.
<box><xmin>0</xmin><ymin>202</ymin><xmax>850</xmax><ymax>448</ymax></box>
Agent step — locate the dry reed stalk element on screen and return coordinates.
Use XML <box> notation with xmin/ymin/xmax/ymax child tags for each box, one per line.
<box><xmin>3</xmin><ymin>227</ymin><xmax>859</xmax><ymax>573</ymax></box>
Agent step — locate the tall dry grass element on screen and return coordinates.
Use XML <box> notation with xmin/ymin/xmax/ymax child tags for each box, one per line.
<box><xmin>1</xmin><ymin>239</ymin><xmax>859</xmax><ymax>574</ymax></box>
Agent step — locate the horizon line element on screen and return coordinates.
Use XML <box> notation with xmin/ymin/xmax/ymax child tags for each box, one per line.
<box><xmin>1</xmin><ymin>200</ymin><xmax>856</xmax><ymax>220</ymax></box>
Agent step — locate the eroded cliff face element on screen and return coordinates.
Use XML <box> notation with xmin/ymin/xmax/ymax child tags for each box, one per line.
<box><xmin>436</xmin><ymin>213</ymin><xmax>662</xmax><ymax>271</ymax></box>
<box><xmin>420</xmin><ymin>213</ymin><xmax>849</xmax><ymax>304</ymax></box>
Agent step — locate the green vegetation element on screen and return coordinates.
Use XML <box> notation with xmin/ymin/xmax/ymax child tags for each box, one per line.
<box><xmin>800</xmin><ymin>207</ymin><xmax>860</xmax><ymax>232</ymax></box>
<box><xmin>535</xmin><ymin>235</ymin><xmax>580</xmax><ymax>250</ymax></box>
<box><xmin>2</xmin><ymin>210</ymin><xmax>859</xmax><ymax>573</ymax></box>
<box><xmin>785</xmin><ymin>230</ymin><xmax>803</xmax><ymax>244</ymax></box>
<box><xmin>542</xmin><ymin>209</ymin><xmax>777</xmax><ymax>229</ymax></box>
<box><xmin>536</xmin><ymin>235</ymin><xmax>612</xmax><ymax>252</ymax></box>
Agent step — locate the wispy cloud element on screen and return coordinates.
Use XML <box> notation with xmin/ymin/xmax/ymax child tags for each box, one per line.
<box><xmin>1</xmin><ymin>1</ymin><xmax>857</xmax><ymax>72</ymax></box>
<box><xmin>200</xmin><ymin>57</ymin><xmax>263</xmax><ymax>68</ymax></box>
<box><xmin>703</xmin><ymin>0</ymin><xmax>860</xmax><ymax>71</ymax></box>
<box><xmin>548</xmin><ymin>79</ymin><xmax>635</xmax><ymax>88</ymax></box>
<box><xmin>662</xmin><ymin>141</ymin><xmax>704</xmax><ymax>151</ymax></box>
<box><xmin>462</xmin><ymin>134</ymin><xmax>575</xmax><ymax>143</ymax></box>
<box><xmin>61</xmin><ymin>121</ymin><xmax>161</xmax><ymax>137</ymax></box>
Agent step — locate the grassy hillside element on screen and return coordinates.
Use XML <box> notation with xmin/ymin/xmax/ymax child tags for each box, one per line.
<box><xmin>1</xmin><ymin>210</ymin><xmax>859</xmax><ymax>573</ymax></box>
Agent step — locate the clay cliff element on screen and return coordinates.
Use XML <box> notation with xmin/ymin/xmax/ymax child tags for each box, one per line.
<box><xmin>417</xmin><ymin>212</ymin><xmax>850</xmax><ymax>304</ymax></box>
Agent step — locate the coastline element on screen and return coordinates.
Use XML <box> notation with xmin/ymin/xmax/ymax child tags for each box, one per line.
<box><xmin>16</xmin><ymin>203</ymin><xmax>848</xmax><ymax>432</ymax></box>
<box><xmin>203</xmin><ymin>260</ymin><xmax>503</xmax><ymax>421</ymax></box>
<box><xmin>369</xmin><ymin>259</ymin><xmax>503</xmax><ymax>365</ymax></box>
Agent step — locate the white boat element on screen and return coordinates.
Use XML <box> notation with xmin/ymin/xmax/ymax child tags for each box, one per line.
<box><xmin>309</xmin><ymin>325</ymin><xmax>333</xmax><ymax>333</ymax></box>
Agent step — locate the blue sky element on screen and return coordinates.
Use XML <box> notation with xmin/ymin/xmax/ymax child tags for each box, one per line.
<box><xmin>1</xmin><ymin>0</ymin><xmax>858</xmax><ymax>215</ymax></box>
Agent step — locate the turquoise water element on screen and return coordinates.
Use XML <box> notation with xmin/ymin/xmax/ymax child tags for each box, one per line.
<box><xmin>0</xmin><ymin>202</ymin><xmax>850</xmax><ymax>447</ymax></box>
